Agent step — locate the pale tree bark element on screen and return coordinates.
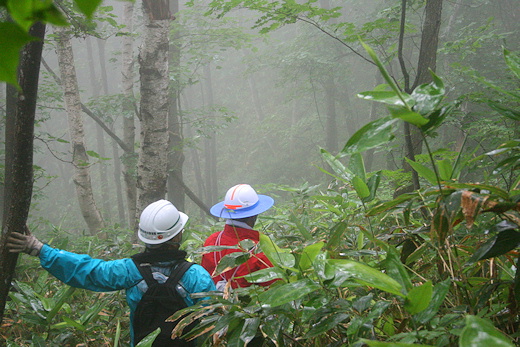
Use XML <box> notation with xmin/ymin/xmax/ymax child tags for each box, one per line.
<box><xmin>96</xmin><ymin>38</ymin><xmax>126</xmax><ymax>226</ymax></box>
<box><xmin>203</xmin><ymin>64</ymin><xmax>218</xmax><ymax>204</ymax></box>
<box><xmin>55</xmin><ymin>26</ymin><xmax>105</xmax><ymax>235</ymax></box>
<box><xmin>86</xmin><ymin>37</ymin><xmax>112</xmax><ymax>220</ymax></box>
<box><xmin>0</xmin><ymin>22</ymin><xmax>45</xmax><ymax>325</ymax></box>
<box><xmin>121</xmin><ymin>0</ymin><xmax>138</xmax><ymax>230</ymax></box>
<box><xmin>167</xmin><ymin>0</ymin><xmax>186</xmax><ymax>210</ymax></box>
<box><xmin>136</xmin><ymin>0</ymin><xmax>171</xmax><ymax>227</ymax></box>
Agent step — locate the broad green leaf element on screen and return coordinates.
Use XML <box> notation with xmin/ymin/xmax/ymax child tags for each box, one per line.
<box><xmin>54</xmin><ymin>316</ymin><xmax>87</xmax><ymax>331</ymax></box>
<box><xmin>365</xmin><ymin>171</ymin><xmax>381</xmax><ymax>202</ymax></box>
<box><xmin>74</xmin><ymin>0</ymin><xmax>103</xmax><ymax>18</ymax></box>
<box><xmin>411</xmin><ymin>71</ymin><xmax>445</xmax><ymax>116</ymax></box>
<box><xmin>0</xmin><ymin>22</ymin><xmax>38</xmax><ymax>87</ymax></box>
<box><xmin>46</xmin><ymin>286</ymin><xmax>76</xmax><ymax>322</ymax></box>
<box><xmin>349</xmin><ymin>152</ymin><xmax>366</xmax><ymax>182</ymax></box>
<box><xmin>214</xmin><ymin>252</ymin><xmax>250</xmax><ymax>276</ymax></box>
<box><xmin>135</xmin><ymin>328</ymin><xmax>161</xmax><ymax>347</ymax></box>
<box><xmin>388</xmin><ymin>105</ymin><xmax>429</xmax><ymax>126</ymax></box>
<box><xmin>9</xmin><ymin>0</ymin><xmax>67</xmax><ymax>30</ymax></box>
<box><xmin>320</xmin><ymin>149</ymin><xmax>353</xmax><ymax>183</ymax></box>
<box><xmin>383</xmin><ymin>247</ymin><xmax>412</xmax><ymax>292</ymax></box>
<box><xmin>357</xmin><ymin>90</ymin><xmax>412</xmax><ymax>106</ymax></box>
<box><xmin>326</xmin><ymin>259</ymin><xmax>404</xmax><ymax>297</ymax></box>
<box><xmin>327</xmin><ymin>221</ymin><xmax>348</xmax><ymax>251</ymax></box>
<box><xmin>299</xmin><ymin>241</ymin><xmax>325</xmax><ymax>271</ymax></box>
<box><xmin>460</xmin><ymin>315</ymin><xmax>514</xmax><ymax>347</ymax></box>
<box><xmin>404</xmin><ymin>281</ymin><xmax>433</xmax><ymax>315</ymax></box>
<box><xmin>259</xmin><ymin>233</ymin><xmax>296</xmax><ymax>269</ymax></box>
<box><xmin>467</xmin><ymin>229</ymin><xmax>520</xmax><ymax>265</ymax></box>
<box><xmin>245</xmin><ymin>267</ymin><xmax>287</xmax><ymax>283</ymax></box>
<box><xmin>437</xmin><ymin>159</ymin><xmax>453</xmax><ymax>181</ymax></box>
<box><xmin>304</xmin><ymin>313</ymin><xmax>349</xmax><ymax>338</ymax></box>
<box><xmin>360</xmin><ymin>40</ymin><xmax>408</xmax><ymax>105</ymax></box>
<box><xmin>414</xmin><ymin>279</ymin><xmax>451</xmax><ymax>324</ymax></box>
<box><xmin>258</xmin><ymin>279</ymin><xmax>320</xmax><ymax>307</ymax></box>
<box><xmin>341</xmin><ymin>117</ymin><xmax>398</xmax><ymax>156</ymax></box>
<box><xmin>240</xmin><ymin>317</ymin><xmax>260</xmax><ymax>345</ymax></box>
<box><xmin>352</xmin><ymin>176</ymin><xmax>370</xmax><ymax>199</ymax></box>
<box><xmin>405</xmin><ymin>158</ymin><xmax>438</xmax><ymax>185</ymax></box>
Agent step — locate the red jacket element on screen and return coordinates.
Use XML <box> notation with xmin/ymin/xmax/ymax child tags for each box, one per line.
<box><xmin>201</xmin><ymin>224</ymin><xmax>275</xmax><ymax>288</ymax></box>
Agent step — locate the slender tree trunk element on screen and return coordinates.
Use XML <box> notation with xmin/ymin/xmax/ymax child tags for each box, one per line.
<box><xmin>398</xmin><ymin>0</ymin><xmax>444</xmax><ymax>194</ymax></box>
<box><xmin>96</xmin><ymin>38</ymin><xmax>115</xmax><ymax>222</ymax></box>
<box><xmin>136</xmin><ymin>0</ymin><xmax>172</xmax><ymax>224</ymax></box>
<box><xmin>120</xmin><ymin>0</ymin><xmax>138</xmax><ymax>231</ymax></box>
<box><xmin>86</xmin><ymin>38</ymin><xmax>112</xmax><ymax>222</ymax></box>
<box><xmin>203</xmin><ymin>64</ymin><xmax>218</xmax><ymax>204</ymax></box>
<box><xmin>0</xmin><ymin>22</ymin><xmax>45</xmax><ymax>325</ymax></box>
<box><xmin>323</xmin><ymin>77</ymin><xmax>338</xmax><ymax>153</ymax></box>
<box><xmin>55</xmin><ymin>26</ymin><xmax>105</xmax><ymax>235</ymax></box>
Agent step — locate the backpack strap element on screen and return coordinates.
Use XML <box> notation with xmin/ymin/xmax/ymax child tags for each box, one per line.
<box><xmin>166</xmin><ymin>261</ymin><xmax>193</xmax><ymax>286</ymax></box>
<box><xmin>134</xmin><ymin>263</ymin><xmax>157</xmax><ymax>287</ymax></box>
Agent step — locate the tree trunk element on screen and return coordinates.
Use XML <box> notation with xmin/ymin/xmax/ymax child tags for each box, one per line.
<box><xmin>120</xmin><ymin>0</ymin><xmax>138</xmax><ymax>231</ymax></box>
<box><xmin>398</xmin><ymin>0</ymin><xmax>444</xmax><ymax>194</ymax></box>
<box><xmin>136</xmin><ymin>0</ymin><xmax>172</xmax><ymax>224</ymax></box>
<box><xmin>86</xmin><ymin>37</ymin><xmax>112</xmax><ymax>222</ymax></box>
<box><xmin>55</xmin><ymin>26</ymin><xmax>105</xmax><ymax>235</ymax></box>
<box><xmin>0</xmin><ymin>22</ymin><xmax>45</xmax><ymax>325</ymax></box>
<box><xmin>203</xmin><ymin>64</ymin><xmax>218</xmax><ymax>204</ymax></box>
<box><xmin>323</xmin><ymin>76</ymin><xmax>338</xmax><ymax>153</ymax></box>
<box><xmin>167</xmin><ymin>0</ymin><xmax>186</xmax><ymax>210</ymax></box>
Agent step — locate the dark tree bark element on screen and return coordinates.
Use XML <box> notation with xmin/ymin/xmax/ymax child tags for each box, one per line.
<box><xmin>397</xmin><ymin>0</ymin><xmax>444</xmax><ymax>194</ymax></box>
<box><xmin>0</xmin><ymin>22</ymin><xmax>45</xmax><ymax>324</ymax></box>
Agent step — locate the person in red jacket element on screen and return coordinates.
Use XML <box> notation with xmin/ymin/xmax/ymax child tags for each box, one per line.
<box><xmin>202</xmin><ymin>184</ymin><xmax>275</xmax><ymax>290</ymax></box>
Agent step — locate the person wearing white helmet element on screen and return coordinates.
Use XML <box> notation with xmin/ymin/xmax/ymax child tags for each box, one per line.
<box><xmin>7</xmin><ymin>199</ymin><xmax>215</xmax><ymax>346</ymax></box>
<box><xmin>201</xmin><ymin>184</ymin><xmax>276</xmax><ymax>290</ymax></box>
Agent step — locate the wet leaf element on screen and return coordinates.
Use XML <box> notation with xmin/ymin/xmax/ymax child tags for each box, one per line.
<box><xmin>468</xmin><ymin>229</ymin><xmax>520</xmax><ymax>264</ymax></box>
<box><xmin>299</xmin><ymin>241</ymin><xmax>325</xmax><ymax>271</ymax></box>
<box><xmin>341</xmin><ymin>117</ymin><xmax>398</xmax><ymax>156</ymax></box>
<box><xmin>327</xmin><ymin>259</ymin><xmax>404</xmax><ymax>297</ymax></box>
<box><xmin>460</xmin><ymin>315</ymin><xmax>514</xmax><ymax>347</ymax></box>
<box><xmin>258</xmin><ymin>279</ymin><xmax>320</xmax><ymax>307</ymax></box>
<box><xmin>404</xmin><ymin>281</ymin><xmax>433</xmax><ymax>315</ymax></box>
<box><xmin>304</xmin><ymin>313</ymin><xmax>349</xmax><ymax>338</ymax></box>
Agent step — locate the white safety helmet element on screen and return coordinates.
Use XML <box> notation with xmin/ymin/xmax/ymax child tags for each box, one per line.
<box><xmin>210</xmin><ymin>184</ymin><xmax>274</xmax><ymax>219</ymax></box>
<box><xmin>138</xmin><ymin>199</ymin><xmax>189</xmax><ymax>245</ymax></box>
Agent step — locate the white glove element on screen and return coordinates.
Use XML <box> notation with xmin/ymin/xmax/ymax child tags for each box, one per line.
<box><xmin>7</xmin><ymin>231</ymin><xmax>43</xmax><ymax>256</ymax></box>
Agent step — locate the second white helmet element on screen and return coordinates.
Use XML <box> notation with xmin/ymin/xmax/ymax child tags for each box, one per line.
<box><xmin>138</xmin><ymin>199</ymin><xmax>188</xmax><ymax>245</ymax></box>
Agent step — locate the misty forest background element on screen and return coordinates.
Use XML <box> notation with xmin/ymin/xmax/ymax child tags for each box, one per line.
<box><xmin>1</xmin><ymin>0</ymin><xmax>520</xmax><ymax>346</ymax></box>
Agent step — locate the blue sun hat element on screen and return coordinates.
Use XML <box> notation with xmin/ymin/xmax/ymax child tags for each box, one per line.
<box><xmin>210</xmin><ymin>184</ymin><xmax>274</xmax><ymax>219</ymax></box>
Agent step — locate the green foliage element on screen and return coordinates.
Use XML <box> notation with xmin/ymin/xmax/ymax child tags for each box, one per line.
<box><xmin>0</xmin><ymin>0</ymin><xmax>106</xmax><ymax>87</ymax></box>
<box><xmin>167</xmin><ymin>46</ymin><xmax>520</xmax><ymax>346</ymax></box>
<box><xmin>4</xmin><ymin>226</ymin><xmax>136</xmax><ymax>346</ymax></box>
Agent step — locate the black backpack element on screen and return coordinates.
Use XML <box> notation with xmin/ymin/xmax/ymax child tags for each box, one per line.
<box><xmin>132</xmin><ymin>260</ymin><xmax>195</xmax><ymax>346</ymax></box>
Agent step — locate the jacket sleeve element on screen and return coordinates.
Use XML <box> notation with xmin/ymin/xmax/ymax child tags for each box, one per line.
<box><xmin>181</xmin><ymin>264</ymin><xmax>216</xmax><ymax>304</ymax></box>
<box><xmin>39</xmin><ymin>244</ymin><xmax>143</xmax><ymax>292</ymax></box>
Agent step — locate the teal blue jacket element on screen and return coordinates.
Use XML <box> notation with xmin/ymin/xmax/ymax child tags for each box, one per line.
<box><xmin>39</xmin><ymin>244</ymin><xmax>215</xmax><ymax>346</ymax></box>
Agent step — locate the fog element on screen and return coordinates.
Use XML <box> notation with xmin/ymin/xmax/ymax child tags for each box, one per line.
<box><xmin>16</xmin><ymin>0</ymin><xmax>518</xmax><ymax>233</ymax></box>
